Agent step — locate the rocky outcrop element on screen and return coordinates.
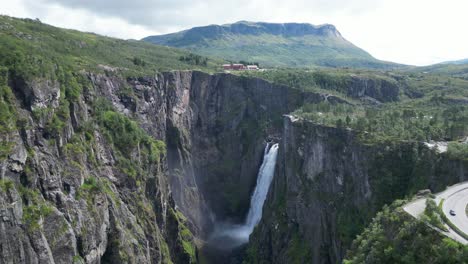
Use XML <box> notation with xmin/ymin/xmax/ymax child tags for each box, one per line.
<box><xmin>246</xmin><ymin>116</ymin><xmax>467</xmax><ymax>264</ymax></box>
<box><xmin>347</xmin><ymin>75</ymin><xmax>400</xmax><ymax>103</ymax></box>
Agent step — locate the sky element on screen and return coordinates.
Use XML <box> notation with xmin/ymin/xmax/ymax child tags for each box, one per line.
<box><xmin>1</xmin><ymin>0</ymin><xmax>467</xmax><ymax>66</ymax></box>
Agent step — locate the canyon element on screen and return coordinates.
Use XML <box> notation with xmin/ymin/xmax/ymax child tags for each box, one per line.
<box><xmin>1</xmin><ymin>15</ymin><xmax>468</xmax><ymax>264</ymax></box>
<box><xmin>1</xmin><ymin>68</ymin><xmax>466</xmax><ymax>263</ymax></box>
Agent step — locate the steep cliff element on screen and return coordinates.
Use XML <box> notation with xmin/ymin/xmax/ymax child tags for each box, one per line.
<box><xmin>0</xmin><ymin>69</ymin><xmax>196</xmax><ymax>263</ymax></box>
<box><xmin>157</xmin><ymin>71</ymin><xmax>305</xmax><ymax>224</ymax></box>
<box><xmin>245</xmin><ymin>116</ymin><xmax>468</xmax><ymax>264</ymax></box>
<box><xmin>111</xmin><ymin>71</ymin><xmax>308</xmax><ymax>231</ymax></box>
<box><xmin>0</xmin><ymin>67</ymin><xmax>322</xmax><ymax>263</ymax></box>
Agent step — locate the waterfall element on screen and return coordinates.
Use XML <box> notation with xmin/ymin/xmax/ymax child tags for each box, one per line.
<box><xmin>244</xmin><ymin>143</ymin><xmax>279</xmax><ymax>233</ymax></box>
<box><xmin>208</xmin><ymin>143</ymin><xmax>279</xmax><ymax>248</ymax></box>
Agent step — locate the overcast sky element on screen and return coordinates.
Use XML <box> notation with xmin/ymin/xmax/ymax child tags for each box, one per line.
<box><xmin>1</xmin><ymin>0</ymin><xmax>467</xmax><ymax>66</ymax></box>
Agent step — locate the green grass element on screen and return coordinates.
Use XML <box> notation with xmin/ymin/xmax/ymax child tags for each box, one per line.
<box><xmin>169</xmin><ymin>209</ymin><xmax>197</xmax><ymax>264</ymax></box>
<box><xmin>0</xmin><ymin>69</ymin><xmax>17</xmax><ymax>160</ymax></box>
<box><xmin>0</xmin><ymin>179</ymin><xmax>14</xmax><ymax>192</ymax></box>
<box><xmin>23</xmin><ymin>203</ymin><xmax>54</xmax><ymax>232</ymax></box>
<box><xmin>0</xmin><ymin>15</ymin><xmax>222</xmax><ymax>80</ymax></box>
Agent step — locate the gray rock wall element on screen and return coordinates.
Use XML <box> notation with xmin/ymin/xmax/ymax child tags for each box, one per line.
<box><xmin>246</xmin><ymin>116</ymin><xmax>467</xmax><ymax>264</ymax></box>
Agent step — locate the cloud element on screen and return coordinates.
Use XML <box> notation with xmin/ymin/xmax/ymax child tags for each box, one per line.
<box><xmin>1</xmin><ymin>0</ymin><xmax>468</xmax><ymax>65</ymax></box>
<box><xmin>33</xmin><ymin>0</ymin><xmax>255</xmax><ymax>32</ymax></box>
<box><xmin>30</xmin><ymin>0</ymin><xmax>383</xmax><ymax>33</ymax></box>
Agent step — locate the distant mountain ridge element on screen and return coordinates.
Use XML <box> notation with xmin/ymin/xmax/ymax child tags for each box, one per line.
<box><xmin>440</xmin><ymin>58</ymin><xmax>468</xmax><ymax>65</ymax></box>
<box><xmin>143</xmin><ymin>21</ymin><xmax>399</xmax><ymax>69</ymax></box>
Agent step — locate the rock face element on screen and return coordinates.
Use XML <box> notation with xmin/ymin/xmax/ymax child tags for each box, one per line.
<box><xmin>246</xmin><ymin>116</ymin><xmax>468</xmax><ymax>264</ymax></box>
<box><xmin>113</xmin><ymin>71</ymin><xmax>307</xmax><ymax>232</ymax></box>
<box><xmin>2</xmin><ymin>67</ymin><xmax>464</xmax><ymax>264</ymax></box>
<box><xmin>0</xmin><ymin>70</ymin><xmax>195</xmax><ymax>263</ymax></box>
<box><xmin>347</xmin><ymin>75</ymin><xmax>400</xmax><ymax>103</ymax></box>
<box><xmin>0</xmin><ymin>70</ymin><xmax>314</xmax><ymax>263</ymax></box>
<box><xmin>159</xmin><ymin>72</ymin><xmax>305</xmax><ymax>224</ymax></box>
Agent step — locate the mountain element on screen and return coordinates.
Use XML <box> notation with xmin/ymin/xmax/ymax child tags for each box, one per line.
<box><xmin>440</xmin><ymin>58</ymin><xmax>468</xmax><ymax>65</ymax></box>
<box><xmin>1</xmin><ymin>15</ymin><xmax>467</xmax><ymax>264</ymax></box>
<box><xmin>411</xmin><ymin>61</ymin><xmax>468</xmax><ymax>79</ymax></box>
<box><xmin>143</xmin><ymin>21</ymin><xmax>398</xmax><ymax>69</ymax></box>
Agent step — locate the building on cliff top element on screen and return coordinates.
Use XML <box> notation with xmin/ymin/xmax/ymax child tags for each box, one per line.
<box><xmin>223</xmin><ymin>63</ymin><xmax>259</xmax><ymax>70</ymax></box>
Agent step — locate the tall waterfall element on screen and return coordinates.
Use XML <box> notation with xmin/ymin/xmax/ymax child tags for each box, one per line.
<box><xmin>208</xmin><ymin>143</ymin><xmax>279</xmax><ymax>248</ymax></box>
<box><xmin>244</xmin><ymin>143</ymin><xmax>279</xmax><ymax>233</ymax></box>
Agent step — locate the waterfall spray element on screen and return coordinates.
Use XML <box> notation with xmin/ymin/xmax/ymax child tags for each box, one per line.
<box><xmin>208</xmin><ymin>143</ymin><xmax>279</xmax><ymax>248</ymax></box>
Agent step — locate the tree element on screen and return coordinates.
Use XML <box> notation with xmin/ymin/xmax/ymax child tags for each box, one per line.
<box><xmin>336</xmin><ymin>118</ymin><xmax>344</xmax><ymax>128</ymax></box>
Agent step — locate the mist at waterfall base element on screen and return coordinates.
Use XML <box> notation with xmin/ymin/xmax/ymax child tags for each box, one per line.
<box><xmin>207</xmin><ymin>143</ymin><xmax>279</xmax><ymax>250</ymax></box>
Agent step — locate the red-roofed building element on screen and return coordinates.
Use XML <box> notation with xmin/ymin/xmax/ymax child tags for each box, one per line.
<box><xmin>223</xmin><ymin>64</ymin><xmax>246</xmax><ymax>70</ymax></box>
<box><xmin>223</xmin><ymin>63</ymin><xmax>259</xmax><ymax>71</ymax></box>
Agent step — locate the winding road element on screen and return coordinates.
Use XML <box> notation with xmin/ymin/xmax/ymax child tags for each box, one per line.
<box><xmin>440</xmin><ymin>183</ymin><xmax>468</xmax><ymax>240</ymax></box>
<box><xmin>404</xmin><ymin>181</ymin><xmax>468</xmax><ymax>245</ymax></box>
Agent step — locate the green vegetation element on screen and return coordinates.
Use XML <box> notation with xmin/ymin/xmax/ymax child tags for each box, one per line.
<box><xmin>302</xmin><ymin>103</ymin><xmax>467</xmax><ymax>143</ymax></box>
<box><xmin>0</xmin><ymin>14</ymin><xmax>466</xmax><ymax>264</ymax></box>
<box><xmin>0</xmin><ymin>178</ymin><xmax>14</xmax><ymax>192</ymax></box>
<box><xmin>77</xmin><ymin>176</ymin><xmax>122</xmax><ymax>208</ymax></box>
<box><xmin>99</xmin><ymin>110</ymin><xmax>165</xmax><ymax>159</ymax></box>
<box><xmin>0</xmin><ymin>15</ymin><xmax>221</xmax><ymax>81</ymax></box>
<box><xmin>23</xmin><ymin>202</ymin><xmax>54</xmax><ymax>232</ymax></box>
<box><xmin>0</xmin><ymin>67</ymin><xmax>16</xmax><ymax>160</ymax></box>
<box><xmin>337</xmin><ymin>206</ymin><xmax>371</xmax><ymax>247</ymax></box>
<box><xmin>169</xmin><ymin>209</ymin><xmax>197</xmax><ymax>264</ymax></box>
<box><xmin>76</xmin><ymin>176</ymin><xmax>103</xmax><ymax>209</ymax></box>
<box><xmin>438</xmin><ymin>199</ymin><xmax>468</xmax><ymax>241</ymax></box>
<box><xmin>344</xmin><ymin>200</ymin><xmax>468</xmax><ymax>264</ymax></box>
<box><xmin>286</xmin><ymin>232</ymin><xmax>312</xmax><ymax>264</ymax></box>
<box><xmin>143</xmin><ymin>21</ymin><xmax>394</xmax><ymax>69</ymax></box>
<box><xmin>179</xmin><ymin>53</ymin><xmax>208</xmax><ymax>66</ymax></box>
<box><xmin>412</xmin><ymin>63</ymin><xmax>468</xmax><ymax>80</ymax></box>
<box><xmin>72</xmin><ymin>255</ymin><xmax>85</xmax><ymax>264</ymax></box>
<box><xmin>241</xmin><ymin>68</ymin><xmax>468</xmax><ymax>145</ymax></box>
<box><xmin>240</xmin><ymin>69</ymin><xmax>394</xmax><ymax>97</ymax></box>
<box><xmin>447</xmin><ymin>142</ymin><xmax>468</xmax><ymax>161</ymax></box>
<box><xmin>97</xmin><ymin>109</ymin><xmax>165</xmax><ymax>182</ymax></box>
<box><xmin>422</xmin><ymin>199</ymin><xmax>448</xmax><ymax>231</ymax></box>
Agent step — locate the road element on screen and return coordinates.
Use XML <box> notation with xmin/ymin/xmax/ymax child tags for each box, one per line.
<box><xmin>441</xmin><ymin>184</ymin><xmax>468</xmax><ymax>240</ymax></box>
<box><xmin>404</xmin><ymin>181</ymin><xmax>468</xmax><ymax>245</ymax></box>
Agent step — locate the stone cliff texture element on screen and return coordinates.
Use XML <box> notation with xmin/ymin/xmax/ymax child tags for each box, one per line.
<box><xmin>246</xmin><ymin>116</ymin><xmax>468</xmax><ymax>264</ymax></box>
<box><xmin>2</xmin><ymin>67</ymin><xmax>463</xmax><ymax>264</ymax></box>
<box><xmin>113</xmin><ymin>71</ymin><xmax>307</xmax><ymax>232</ymax></box>
<box><xmin>0</xmin><ymin>70</ymin><xmax>316</xmax><ymax>263</ymax></box>
<box><xmin>0</xmin><ymin>69</ymin><xmax>200</xmax><ymax>263</ymax></box>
